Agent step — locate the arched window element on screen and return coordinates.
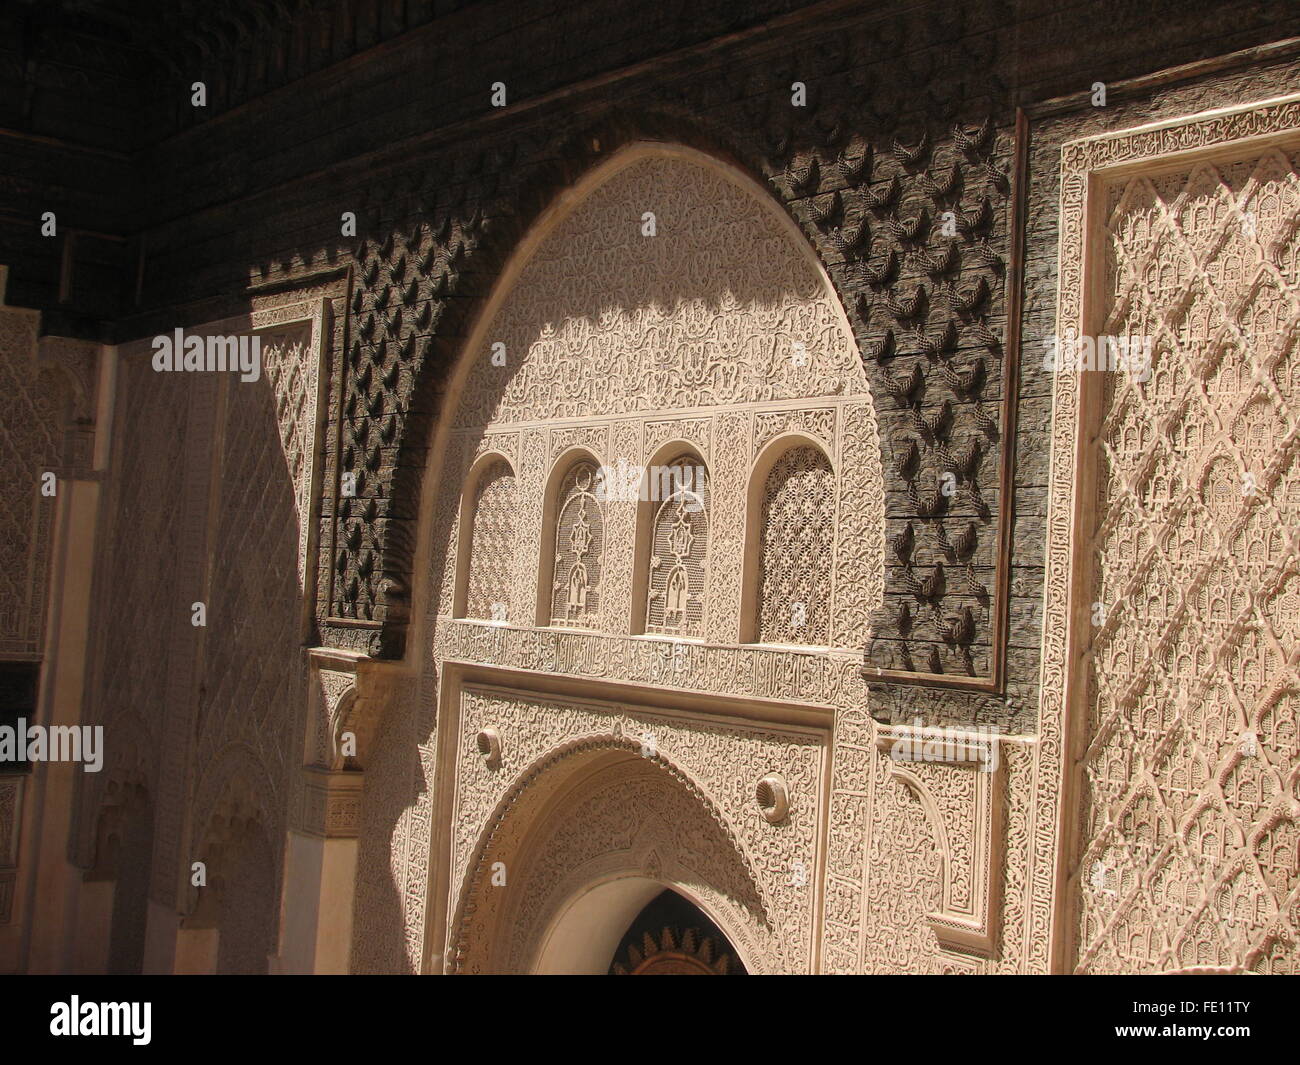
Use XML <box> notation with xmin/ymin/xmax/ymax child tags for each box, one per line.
<box><xmin>463</xmin><ymin>458</ymin><xmax>516</xmax><ymax>621</ymax></box>
<box><xmin>548</xmin><ymin>459</ymin><xmax>604</xmax><ymax>628</ymax></box>
<box><xmin>755</xmin><ymin>445</ymin><xmax>834</xmax><ymax>646</ymax></box>
<box><xmin>645</xmin><ymin>453</ymin><xmax>709</xmax><ymax>638</ymax></box>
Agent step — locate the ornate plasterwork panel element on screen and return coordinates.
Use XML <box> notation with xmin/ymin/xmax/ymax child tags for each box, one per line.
<box><xmin>81</xmin><ymin>291</ymin><xmax>334</xmax><ymax>916</ymax></box>
<box><xmin>452</xmin><ymin>154</ymin><xmax>866</xmax><ymax>429</ymax></box>
<box><xmin>1045</xmin><ymin>95</ymin><xmax>1300</xmax><ymax>974</ymax></box>
<box><xmin>645</xmin><ymin>454</ymin><xmax>709</xmax><ymax>638</ymax></box>
<box><xmin>444</xmin><ymin>684</ymin><xmax>826</xmax><ymax>974</ymax></box>
<box><xmin>462</xmin><ymin>459</ymin><xmax>517</xmax><ymax>622</ymax></box>
<box><xmin>873</xmin><ymin>723</ymin><xmax>1007</xmax><ymax>957</ymax></box>
<box><xmin>548</xmin><ymin>460</ymin><xmax>605</xmax><ymax>629</ymax></box>
<box><xmin>435</xmin><ymin>149</ymin><xmax>886</xmax><ymax>653</ymax></box>
<box><xmin>191</xmin><ymin>313</ymin><xmax>326</xmax><ymax>861</ymax></box>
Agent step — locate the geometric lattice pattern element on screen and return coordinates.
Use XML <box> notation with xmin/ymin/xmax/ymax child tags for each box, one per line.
<box><xmin>464</xmin><ymin>460</ymin><xmax>517</xmax><ymax>622</ymax></box>
<box><xmin>549</xmin><ymin>460</ymin><xmax>604</xmax><ymax>628</ymax></box>
<box><xmin>1077</xmin><ymin>146</ymin><xmax>1300</xmax><ymax>973</ymax></box>
<box><xmin>756</xmin><ymin>446</ymin><xmax>835</xmax><ymax>647</ymax></box>
<box><xmin>645</xmin><ymin>454</ymin><xmax>709</xmax><ymax>637</ymax></box>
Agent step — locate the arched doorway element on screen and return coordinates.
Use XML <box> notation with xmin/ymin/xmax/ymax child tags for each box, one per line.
<box><xmin>447</xmin><ymin>742</ymin><xmax>776</xmax><ymax>974</ymax></box>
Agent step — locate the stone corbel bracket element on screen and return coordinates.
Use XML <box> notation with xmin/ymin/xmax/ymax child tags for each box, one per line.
<box><xmin>874</xmin><ymin>722</ymin><xmax>1007</xmax><ymax>956</ymax></box>
<box><xmin>306</xmin><ymin>647</ymin><xmax>400</xmax><ymax>772</ymax></box>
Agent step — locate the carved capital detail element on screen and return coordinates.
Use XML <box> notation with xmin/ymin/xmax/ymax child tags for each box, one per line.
<box><xmin>306</xmin><ymin>647</ymin><xmax>400</xmax><ymax>771</ymax></box>
<box><xmin>295</xmin><ymin>767</ymin><xmax>366</xmax><ymax>840</ymax></box>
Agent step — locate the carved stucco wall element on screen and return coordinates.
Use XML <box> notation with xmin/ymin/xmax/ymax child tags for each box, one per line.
<box><xmin>447</xmin><ymin>691</ymin><xmax>824</xmax><ymax>974</ymax></box>
<box><xmin>435</xmin><ymin>149</ymin><xmax>884</xmax><ymax>648</ymax></box>
<box><xmin>0</xmin><ymin>266</ymin><xmax>99</xmax><ymax>928</ymax></box>
<box><xmin>1048</xmin><ymin>96</ymin><xmax>1300</xmax><ymax>975</ymax></box>
<box><xmin>78</xmin><ymin>289</ymin><xmax>337</xmax><ymax>958</ymax></box>
<box><xmin>352</xmin><ymin>146</ymin><xmax>1029</xmax><ymax>975</ymax></box>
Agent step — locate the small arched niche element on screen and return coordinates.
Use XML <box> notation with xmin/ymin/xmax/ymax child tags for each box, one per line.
<box><xmin>536</xmin><ymin>447</ymin><xmax>606</xmax><ymax>630</ymax></box>
<box><xmin>740</xmin><ymin>432</ymin><xmax>837</xmax><ymax>647</ymax></box>
<box><xmin>630</xmin><ymin>442</ymin><xmax>710</xmax><ymax>638</ymax></box>
<box><xmin>452</xmin><ymin>452</ymin><xmax>518</xmax><ymax>623</ymax></box>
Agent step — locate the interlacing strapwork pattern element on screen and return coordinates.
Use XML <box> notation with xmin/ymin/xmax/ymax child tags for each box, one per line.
<box><xmin>550</xmin><ymin>461</ymin><xmax>604</xmax><ymax>628</ymax></box>
<box><xmin>1077</xmin><ymin>147</ymin><xmax>1300</xmax><ymax>973</ymax></box>
<box><xmin>464</xmin><ymin>460</ymin><xmax>516</xmax><ymax>622</ymax></box>
<box><xmin>757</xmin><ymin>446</ymin><xmax>835</xmax><ymax>646</ymax></box>
<box><xmin>646</xmin><ymin>455</ymin><xmax>709</xmax><ymax>637</ymax></box>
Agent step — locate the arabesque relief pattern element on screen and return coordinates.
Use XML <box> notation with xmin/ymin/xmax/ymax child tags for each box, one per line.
<box><xmin>435</xmin><ymin>154</ymin><xmax>885</xmax><ymax>654</ymax></box>
<box><xmin>447</xmin><ymin>687</ymin><xmax>825</xmax><ymax>973</ymax></box>
<box><xmin>1075</xmin><ymin>143</ymin><xmax>1300</xmax><ymax>973</ymax></box>
<box><xmin>80</xmin><ymin>299</ymin><xmax>333</xmax><ymax>934</ymax></box>
<box><xmin>549</xmin><ymin>460</ymin><xmax>605</xmax><ymax>628</ymax></box>
<box><xmin>191</xmin><ymin>323</ymin><xmax>320</xmax><ymax>873</ymax></box>
<box><xmin>645</xmin><ymin>454</ymin><xmax>709</xmax><ymax>637</ymax></box>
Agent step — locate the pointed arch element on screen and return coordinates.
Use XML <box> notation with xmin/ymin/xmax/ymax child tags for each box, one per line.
<box><xmin>408</xmin><ymin>141</ymin><xmax>885</xmax><ymax>651</ymax></box>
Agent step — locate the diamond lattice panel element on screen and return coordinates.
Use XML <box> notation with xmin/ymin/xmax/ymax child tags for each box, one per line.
<box><xmin>465</xmin><ymin>460</ymin><xmax>517</xmax><ymax>622</ymax></box>
<box><xmin>756</xmin><ymin>446</ymin><xmax>835</xmax><ymax>647</ymax></box>
<box><xmin>1076</xmin><ymin>147</ymin><xmax>1300</xmax><ymax>973</ymax></box>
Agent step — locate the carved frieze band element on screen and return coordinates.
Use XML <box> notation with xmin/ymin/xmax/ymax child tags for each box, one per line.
<box><xmin>435</xmin><ymin>619</ymin><xmax>864</xmax><ymax>708</ymax></box>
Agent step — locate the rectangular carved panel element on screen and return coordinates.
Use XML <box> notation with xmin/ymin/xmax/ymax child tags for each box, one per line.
<box><xmin>1052</xmin><ymin>95</ymin><xmax>1300</xmax><ymax>974</ymax></box>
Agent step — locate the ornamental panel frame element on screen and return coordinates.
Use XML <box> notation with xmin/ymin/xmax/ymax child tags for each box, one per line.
<box><xmin>1043</xmin><ymin>92</ymin><xmax>1300</xmax><ymax>973</ymax></box>
<box><xmin>425</xmin><ymin>662</ymin><xmax>833</xmax><ymax>975</ymax></box>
